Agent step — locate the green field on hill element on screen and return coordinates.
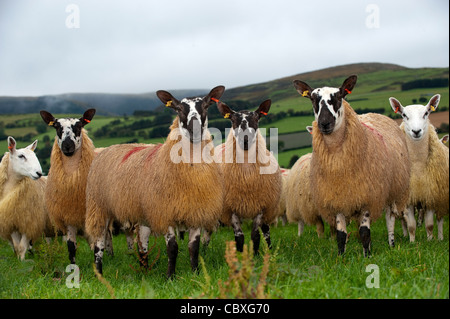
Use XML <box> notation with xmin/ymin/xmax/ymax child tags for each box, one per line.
<box><xmin>1</xmin><ymin>65</ymin><xmax>449</xmax><ymax>171</ymax></box>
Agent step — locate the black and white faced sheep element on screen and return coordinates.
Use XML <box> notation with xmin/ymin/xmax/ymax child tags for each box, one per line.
<box><xmin>85</xmin><ymin>86</ymin><xmax>225</xmax><ymax>278</ymax></box>
<box><xmin>389</xmin><ymin>95</ymin><xmax>449</xmax><ymax>241</ymax></box>
<box><xmin>293</xmin><ymin>75</ymin><xmax>411</xmax><ymax>256</ymax></box>
<box><xmin>40</xmin><ymin>109</ymin><xmax>97</xmax><ymax>264</ymax></box>
<box><xmin>214</xmin><ymin>100</ymin><xmax>282</xmax><ymax>255</ymax></box>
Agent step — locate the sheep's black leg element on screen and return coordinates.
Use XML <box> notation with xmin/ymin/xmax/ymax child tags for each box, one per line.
<box><xmin>165</xmin><ymin>227</ymin><xmax>178</xmax><ymax>279</ymax></box>
<box><xmin>94</xmin><ymin>238</ymin><xmax>105</xmax><ymax>275</ymax></box>
<box><xmin>67</xmin><ymin>226</ymin><xmax>77</xmax><ymax>264</ymax></box>
<box><xmin>336</xmin><ymin>213</ymin><xmax>347</xmax><ymax>255</ymax></box>
<box><xmin>360</xmin><ymin>211</ymin><xmax>371</xmax><ymax>257</ymax></box>
<box><xmin>188</xmin><ymin>228</ymin><xmax>201</xmax><ymax>273</ymax></box>
<box><xmin>251</xmin><ymin>214</ymin><xmax>262</xmax><ymax>255</ymax></box>
<box><xmin>231</xmin><ymin>213</ymin><xmax>244</xmax><ymax>252</ymax></box>
<box><xmin>261</xmin><ymin>223</ymin><xmax>271</xmax><ymax>250</ymax></box>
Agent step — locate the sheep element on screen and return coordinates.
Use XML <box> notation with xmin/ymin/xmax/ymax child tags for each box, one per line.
<box><xmin>274</xmin><ymin>168</ymin><xmax>290</xmax><ymax>227</ymax></box>
<box><xmin>85</xmin><ymin>86</ymin><xmax>225</xmax><ymax>278</ymax></box>
<box><xmin>213</xmin><ymin>100</ymin><xmax>282</xmax><ymax>255</ymax></box>
<box><xmin>0</xmin><ymin>137</ymin><xmax>47</xmax><ymax>260</ymax></box>
<box><xmin>293</xmin><ymin>75</ymin><xmax>411</xmax><ymax>256</ymax></box>
<box><xmin>40</xmin><ymin>109</ymin><xmax>100</xmax><ymax>264</ymax></box>
<box><xmin>286</xmin><ymin>152</ymin><xmax>328</xmax><ymax>238</ymax></box>
<box><xmin>389</xmin><ymin>95</ymin><xmax>449</xmax><ymax>241</ymax></box>
<box><xmin>417</xmin><ymin>134</ymin><xmax>449</xmax><ymax>227</ymax></box>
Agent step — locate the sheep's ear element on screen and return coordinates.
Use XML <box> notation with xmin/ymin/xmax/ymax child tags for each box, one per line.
<box><xmin>27</xmin><ymin>140</ymin><xmax>38</xmax><ymax>152</ymax></box>
<box><xmin>256</xmin><ymin>99</ymin><xmax>271</xmax><ymax>119</ymax></box>
<box><xmin>340</xmin><ymin>75</ymin><xmax>357</xmax><ymax>97</ymax></box>
<box><xmin>389</xmin><ymin>97</ymin><xmax>404</xmax><ymax>115</ymax></box>
<box><xmin>40</xmin><ymin>110</ymin><xmax>56</xmax><ymax>127</ymax></box>
<box><xmin>306</xmin><ymin>126</ymin><xmax>313</xmax><ymax>134</ymax></box>
<box><xmin>7</xmin><ymin>136</ymin><xmax>16</xmax><ymax>154</ymax></box>
<box><xmin>204</xmin><ymin>85</ymin><xmax>225</xmax><ymax>108</ymax></box>
<box><xmin>80</xmin><ymin>108</ymin><xmax>96</xmax><ymax>126</ymax></box>
<box><xmin>217</xmin><ymin>101</ymin><xmax>234</xmax><ymax>119</ymax></box>
<box><xmin>293</xmin><ymin>80</ymin><xmax>313</xmax><ymax>98</ymax></box>
<box><xmin>441</xmin><ymin>134</ymin><xmax>449</xmax><ymax>144</ymax></box>
<box><xmin>426</xmin><ymin>94</ymin><xmax>440</xmax><ymax>112</ymax></box>
<box><xmin>156</xmin><ymin>90</ymin><xmax>181</xmax><ymax>111</ymax></box>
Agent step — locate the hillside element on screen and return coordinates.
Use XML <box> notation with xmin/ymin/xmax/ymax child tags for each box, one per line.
<box><xmin>222</xmin><ymin>62</ymin><xmax>449</xmax><ymax>104</ymax></box>
<box><xmin>1</xmin><ymin>63</ymin><xmax>448</xmax><ymax>116</ymax></box>
<box><xmin>1</xmin><ymin>62</ymin><xmax>448</xmax><ymax>171</ymax></box>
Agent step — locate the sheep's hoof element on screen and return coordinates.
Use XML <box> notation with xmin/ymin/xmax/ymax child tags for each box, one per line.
<box><xmin>336</xmin><ymin>230</ymin><xmax>347</xmax><ymax>255</ymax></box>
<box><xmin>359</xmin><ymin>226</ymin><xmax>371</xmax><ymax>257</ymax></box>
<box><xmin>95</xmin><ymin>262</ymin><xmax>103</xmax><ymax>275</ymax></box>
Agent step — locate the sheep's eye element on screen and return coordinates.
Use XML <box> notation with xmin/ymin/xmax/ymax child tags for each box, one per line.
<box><xmin>18</xmin><ymin>154</ymin><xmax>26</xmax><ymax>160</ymax></box>
<box><xmin>423</xmin><ymin>112</ymin><xmax>429</xmax><ymax>119</ymax></box>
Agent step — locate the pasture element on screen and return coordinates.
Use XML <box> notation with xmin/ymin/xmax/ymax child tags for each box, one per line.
<box><xmin>0</xmin><ymin>216</ymin><xmax>448</xmax><ymax>299</ymax></box>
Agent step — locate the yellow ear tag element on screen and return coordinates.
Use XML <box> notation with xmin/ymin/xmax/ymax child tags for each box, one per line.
<box><xmin>224</xmin><ymin>113</ymin><xmax>230</xmax><ymax>119</ymax></box>
<box><xmin>166</xmin><ymin>100</ymin><xmax>173</xmax><ymax>107</ymax></box>
<box><xmin>430</xmin><ymin>105</ymin><xmax>436</xmax><ymax>112</ymax></box>
<box><xmin>48</xmin><ymin>121</ymin><xmax>54</xmax><ymax>126</ymax></box>
<box><xmin>302</xmin><ymin>90</ymin><xmax>309</xmax><ymax>97</ymax></box>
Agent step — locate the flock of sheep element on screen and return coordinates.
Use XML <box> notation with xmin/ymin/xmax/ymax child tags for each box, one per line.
<box><xmin>0</xmin><ymin>75</ymin><xmax>448</xmax><ymax>279</ymax></box>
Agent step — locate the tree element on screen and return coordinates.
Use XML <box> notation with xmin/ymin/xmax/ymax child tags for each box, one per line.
<box><xmin>288</xmin><ymin>155</ymin><xmax>299</xmax><ymax>169</ymax></box>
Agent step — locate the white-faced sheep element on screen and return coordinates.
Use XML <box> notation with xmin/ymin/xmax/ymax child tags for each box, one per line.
<box><xmin>389</xmin><ymin>95</ymin><xmax>449</xmax><ymax>241</ymax></box>
<box><xmin>85</xmin><ymin>86</ymin><xmax>225</xmax><ymax>278</ymax></box>
<box><xmin>0</xmin><ymin>137</ymin><xmax>47</xmax><ymax>260</ymax></box>
<box><xmin>293</xmin><ymin>75</ymin><xmax>411</xmax><ymax>256</ymax></box>
<box><xmin>213</xmin><ymin>100</ymin><xmax>282</xmax><ymax>255</ymax></box>
<box><xmin>40</xmin><ymin>109</ymin><xmax>98</xmax><ymax>264</ymax></box>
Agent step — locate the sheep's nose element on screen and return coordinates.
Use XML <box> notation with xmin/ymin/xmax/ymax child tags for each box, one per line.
<box><xmin>36</xmin><ymin>172</ymin><xmax>42</xmax><ymax>178</ymax></box>
<box><xmin>412</xmin><ymin>129</ymin><xmax>422</xmax><ymax>137</ymax></box>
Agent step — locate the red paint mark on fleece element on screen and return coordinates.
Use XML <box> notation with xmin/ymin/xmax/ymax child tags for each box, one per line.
<box><xmin>361</xmin><ymin>122</ymin><xmax>386</xmax><ymax>147</ymax></box>
<box><xmin>145</xmin><ymin>143</ymin><xmax>162</xmax><ymax>163</ymax></box>
<box><xmin>121</xmin><ymin>146</ymin><xmax>148</xmax><ymax>164</ymax></box>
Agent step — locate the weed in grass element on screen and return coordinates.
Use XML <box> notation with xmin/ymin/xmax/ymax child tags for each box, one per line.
<box><xmin>217</xmin><ymin>240</ymin><xmax>272</xmax><ymax>299</ymax></box>
<box><xmin>33</xmin><ymin>235</ymin><xmax>67</xmax><ymax>278</ymax></box>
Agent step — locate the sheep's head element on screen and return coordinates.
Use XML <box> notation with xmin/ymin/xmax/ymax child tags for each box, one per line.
<box><xmin>293</xmin><ymin>75</ymin><xmax>357</xmax><ymax>135</ymax></box>
<box><xmin>7</xmin><ymin>136</ymin><xmax>43</xmax><ymax>180</ymax></box>
<box><xmin>389</xmin><ymin>94</ymin><xmax>440</xmax><ymax>141</ymax></box>
<box><xmin>157</xmin><ymin>86</ymin><xmax>225</xmax><ymax>144</ymax></box>
<box><xmin>217</xmin><ymin>99</ymin><xmax>271</xmax><ymax>150</ymax></box>
<box><xmin>40</xmin><ymin>109</ymin><xmax>96</xmax><ymax>156</ymax></box>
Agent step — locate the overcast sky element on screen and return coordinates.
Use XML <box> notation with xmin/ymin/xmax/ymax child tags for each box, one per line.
<box><xmin>0</xmin><ymin>0</ymin><xmax>448</xmax><ymax>96</ymax></box>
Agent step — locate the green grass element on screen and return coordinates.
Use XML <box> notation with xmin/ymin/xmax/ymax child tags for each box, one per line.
<box><xmin>0</xmin><ymin>216</ymin><xmax>448</xmax><ymax>299</ymax></box>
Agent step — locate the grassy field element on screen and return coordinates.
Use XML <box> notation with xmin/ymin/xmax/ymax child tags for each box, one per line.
<box><xmin>0</xmin><ymin>215</ymin><xmax>448</xmax><ymax>299</ymax></box>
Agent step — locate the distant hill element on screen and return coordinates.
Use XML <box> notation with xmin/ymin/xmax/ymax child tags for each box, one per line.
<box><xmin>0</xmin><ymin>89</ymin><xmax>209</xmax><ymax>116</ymax></box>
<box><xmin>0</xmin><ymin>62</ymin><xmax>448</xmax><ymax>116</ymax></box>
<box><xmin>222</xmin><ymin>62</ymin><xmax>449</xmax><ymax>104</ymax></box>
